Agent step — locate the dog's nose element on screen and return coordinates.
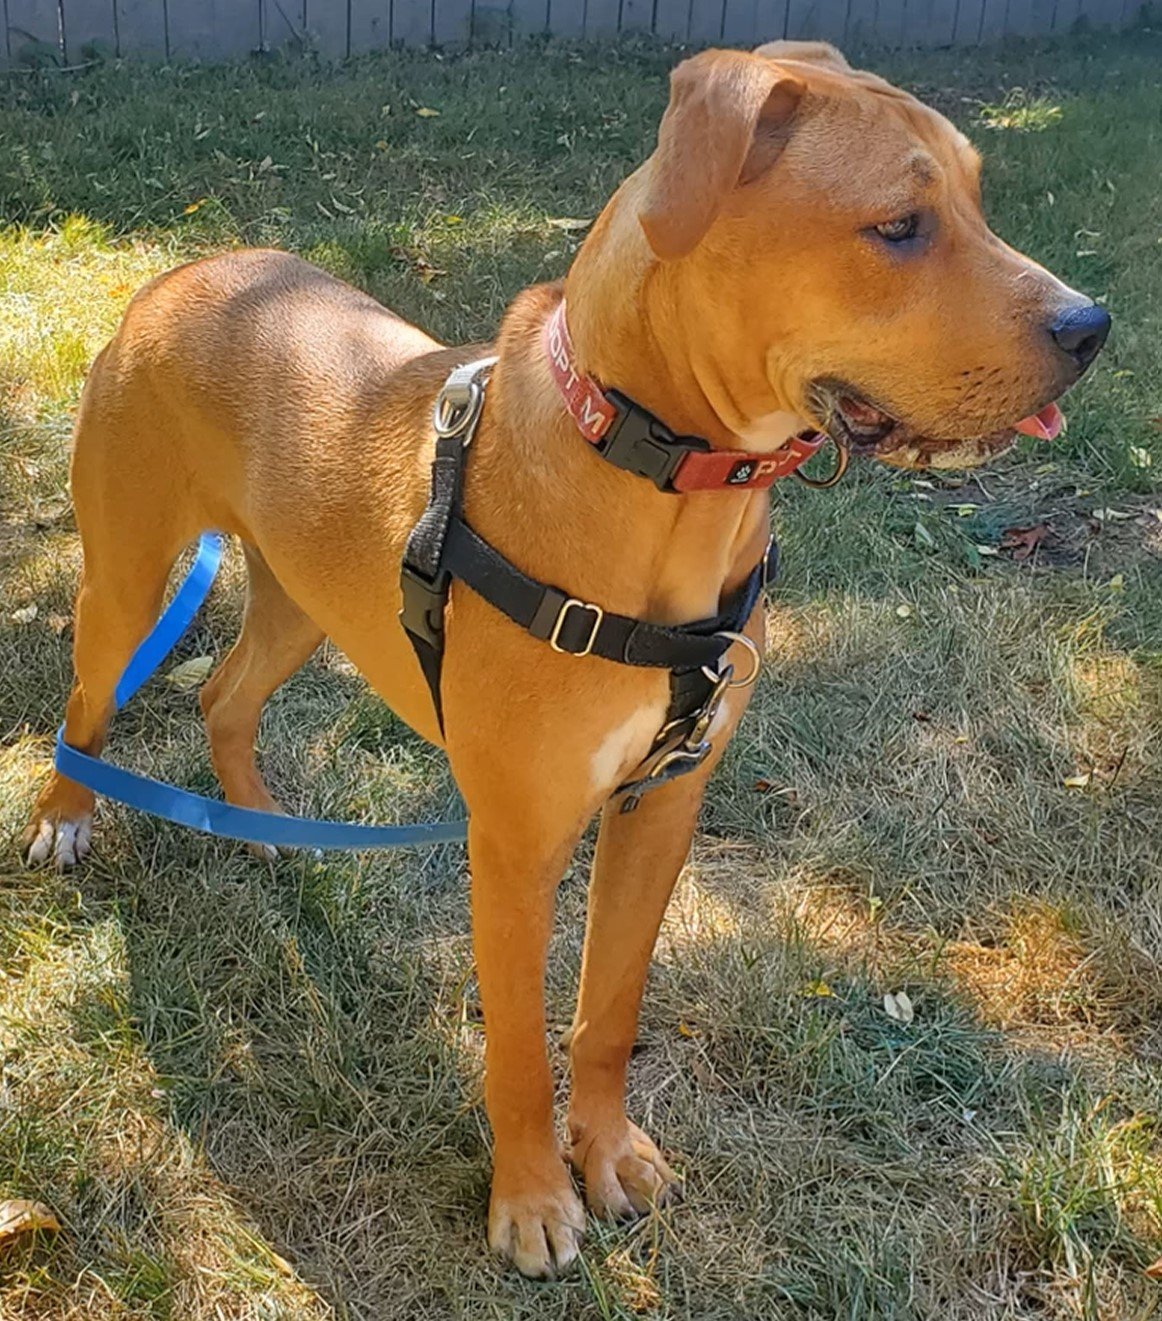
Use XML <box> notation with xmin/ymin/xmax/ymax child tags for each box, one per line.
<box><xmin>1049</xmin><ymin>303</ymin><xmax>1111</xmax><ymax>375</ymax></box>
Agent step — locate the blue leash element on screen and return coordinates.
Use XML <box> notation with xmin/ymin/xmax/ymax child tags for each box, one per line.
<box><xmin>54</xmin><ymin>534</ymin><xmax>469</xmax><ymax>851</ymax></box>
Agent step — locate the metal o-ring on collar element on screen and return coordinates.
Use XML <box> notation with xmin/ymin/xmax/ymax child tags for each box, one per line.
<box><xmin>793</xmin><ymin>434</ymin><xmax>849</xmax><ymax>488</ymax></box>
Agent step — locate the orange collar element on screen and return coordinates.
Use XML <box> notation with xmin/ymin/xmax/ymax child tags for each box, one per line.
<box><xmin>542</xmin><ymin>300</ymin><xmax>826</xmax><ymax>493</ymax></box>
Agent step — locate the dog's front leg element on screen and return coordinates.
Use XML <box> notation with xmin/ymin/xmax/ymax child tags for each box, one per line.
<box><xmin>468</xmin><ymin>818</ymin><xmax>586</xmax><ymax>1277</ymax></box>
<box><xmin>567</xmin><ymin>673</ymin><xmax>755</xmax><ymax>1220</ymax></box>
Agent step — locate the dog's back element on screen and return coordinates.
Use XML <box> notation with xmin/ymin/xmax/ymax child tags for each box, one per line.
<box><xmin>73</xmin><ymin>250</ymin><xmax>443</xmax><ymax>535</ymax></box>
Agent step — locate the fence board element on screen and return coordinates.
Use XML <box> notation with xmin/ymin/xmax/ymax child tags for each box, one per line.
<box><xmin>350</xmin><ymin>1</ymin><xmax>390</xmax><ymax>51</ymax></box>
<box><xmin>922</xmin><ymin>0</ymin><xmax>957</xmax><ymax>43</ymax></box>
<box><xmin>653</xmin><ymin>0</ymin><xmax>690</xmax><ymax>38</ymax></box>
<box><xmin>512</xmin><ymin>0</ymin><xmax>549</xmax><ymax>37</ymax></box>
<box><xmin>472</xmin><ymin>1</ymin><xmax>512</xmax><ymax>41</ymax></box>
<box><xmin>785</xmin><ymin>0</ymin><xmax>847</xmax><ymax>38</ymax></box>
<box><xmin>687</xmin><ymin>0</ymin><xmax>724</xmax><ymax>38</ymax></box>
<box><xmin>261</xmin><ymin>0</ymin><xmax>307</xmax><ymax>48</ymax></box>
<box><xmin>35</xmin><ymin>0</ymin><xmax>1136</xmax><ymax>68</ymax></box>
<box><xmin>547</xmin><ymin>0</ymin><xmax>585</xmax><ymax>35</ymax></box>
<box><xmin>1051</xmin><ymin>0</ymin><xmax>1080</xmax><ymax>29</ymax></box>
<box><xmin>1076</xmin><ymin>0</ymin><xmax>1119</xmax><ymax>25</ymax></box>
<box><xmin>308</xmin><ymin>0</ymin><xmax>349</xmax><ymax>53</ymax></box>
<box><xmin>167</xmin><ymin>0</ymin><xmax>261</xmax><ymax>58</ymax></box>
<box><xmin>585</xmin><ymin>0</ymin><xmax>622</xmax><ymax>35</ymax></box>
<box><xmin>433</xmin><ymin>0</ymin><xmax>471</xmax><ymax>42</ymax></box>
<box><xmin>392</xmin><ymin>0</ymin><xmax>432</xmax><ymax>44</ymax></box>
<box><xmin>974</xmin><ymin>0</ymin><xmax>1007</xmax><ymax>37</ymax></box>
<box><xmin>951</xmin><ymin>0</ymin><xmax>985</xmax><ymax>40</ymax></box>
<box><xmin>63</xmin><ymin>0</ymin><xmax>118</xmax><ymax>59</ymax></box>
<box><xmin>620</xmin><ymin>0</ymin><xmax>654</xmax><ymax>29</ymax></box>
<box><xmin>1003</xmin><ymin>0</ymin><xmax>1036</xmax><ymax>35</ymax></box>
<box><xmin>722</xmin><ymin>0</ymin><xmax>758</xmax><ymax>39</ymax></box>
<box><xmin>753</xmin><ymin>0</ymin><xmax>788</xmax><ymax>38</ymax></box>
<box><xmin>1028</xmin><ymin>0</ymin><xmax>1055</xmax><ymax>30</ymax></box>
<box><xmin>5</xmin><ymin>0</ymin><xmax>61</xmax><ymax>64</ymax></box>
<box><xmin>113</xmin><ymin>0</ymin><xmax>165</xmax><ymax>55</ymax></box>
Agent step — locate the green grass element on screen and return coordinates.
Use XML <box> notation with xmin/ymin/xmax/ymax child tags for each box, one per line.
<box><xmin>1</xmin><ymin>28</ymin><xmax>1161</xmax><ymax>1321</ymax></box>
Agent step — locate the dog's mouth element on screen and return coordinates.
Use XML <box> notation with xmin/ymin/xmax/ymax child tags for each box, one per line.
<box><xmin>808</xmin><ymin>381</ymin><xmax>1065</xmax><ymax>470</ymax></box>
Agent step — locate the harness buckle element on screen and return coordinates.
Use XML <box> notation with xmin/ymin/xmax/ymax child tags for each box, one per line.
<box><xmin>600</xmin><ymin>391</ymin><xmax>710</xmax><ymax>492</ymax></box>
<box><xmin>399</xmin><ymin>563</ymin><xmax>449</xmax><ymax>649</ymax></box>
<box><xmin>549</xmin><ymin>598</ymin><xmax>605</xmax><ymax>657</ymax></box>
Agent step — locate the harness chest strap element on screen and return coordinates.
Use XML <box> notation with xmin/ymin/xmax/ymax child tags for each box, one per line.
<box><xmin>399</xmin><ymin>351</ymin><xmax>781</xmax><ymax>805</ymax></box>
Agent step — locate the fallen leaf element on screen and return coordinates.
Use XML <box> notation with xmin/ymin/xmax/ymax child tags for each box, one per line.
<box><xmin>182</xmin><ymin>198</ymin><xmax>206</xmax><ymax>215</ymax></box>
<box><xmin>883</xmin><ymin>991</ymin><xmax>915</xmax><ymax>1025</ymax></box>
<box><xmin>414</xmin><ymin>106</ymin><xmax>440</xmax><ymax>117</ymax></box>
<box><xmin>975</xmin><ymin>544</ymin><xmax>1000</xmax><ymax>557</ymax></box>
<box><xmin>677</xmin><ymin>1020</ymin><xmax>697</xmax><ymax>1038</ymax></box>
<box><xmin>803</xmin><ymin>980</ymin><xmax>835</xmax><ymax>998</ymax></box>
<box><xmin>166</xmin><ymin>656</ymin><xmax>214</xmax><ymax>691</ymax></box>
<box><xmin>1145</xmin><ymin>1257</ymin><xmax>1162</xmax><ymax>1280</ymax></box>
<box><xmin>1000</xmin><ymin>523</ymin><xmax>1047</xmax><ymax>562</ymax></box>
<box><xmin>896</xmin><ymin>603</ymin><xmax>913</xmax><ymax>618</ymax></box>
<box><xmin>11</xmin><ymin>603</ymin><xmax>39</xmax><ymax>624</ymax></box>
<box><xmin>1092</xmin><ymin>507</ymin><xmax>1136</xmax><ymax>522</ymax></box>
<box><xmin>946</xmin><ymin>503</ymin><xmax>980</xmax><ymax>517</ymax></box>
<box><xmin>546</xmin><ymin>216</ymin><xmax>592</xmax><ymax>231</ymax></box>
<box><xmin>1063</xmin><ymin>772</ymin><xmax>1091</xmax><ymax>789</ymax></box>
<box><xmin>912</xmin><ymin>711</ymin><xmax>932</xmax><ymax>722</ymax></box>
<box><xmin>1130</xmin><ymin>446</ymin><xmax>1153</xmax><ymax>469</ymax></box>
<box><xmin>0</xmin><ymin>1199</ymin><xmax>61</xmax><ymax>1246</ymax></box>
<box><xmin>1107</xmin><ymin>573</ymin><xmax>1125</xmax><ymax>591</ymax></box>
<box><xmin>47</xmin><ymin>613</ymin><xmax>70</xmax><ymax>635</ymax></box>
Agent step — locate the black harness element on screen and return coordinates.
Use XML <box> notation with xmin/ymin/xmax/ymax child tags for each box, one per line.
<box><xmin>399</xmin><ymin>358</ymin><xmax>776</xmax><ymax>810</ymax></box>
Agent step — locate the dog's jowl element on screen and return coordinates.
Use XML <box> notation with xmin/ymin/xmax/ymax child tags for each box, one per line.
<box><xmin>24</xmin><ymin>41</ymin><xmax>1107</xmax><ymax>1277</ymax></box>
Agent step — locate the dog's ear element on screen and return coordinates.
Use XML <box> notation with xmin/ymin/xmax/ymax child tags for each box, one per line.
<box><xmin>639</xmin><ymin>51</ymin><xmax>805</xmax><ymax>262</ymax></box>
<box><xmin>752</xmin><ymin>39</ymin><xmax>850</xmax><ymax>72</ymax></box>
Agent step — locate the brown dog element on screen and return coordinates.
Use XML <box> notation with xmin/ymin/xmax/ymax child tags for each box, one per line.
<box><xmin>23</xmin><ymin>42</ymin><xmax>1107</xmax><ymax>1276</ymax></box>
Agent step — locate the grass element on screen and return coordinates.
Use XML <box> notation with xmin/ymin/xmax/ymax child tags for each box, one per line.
<box><xmin>1</xmin><ymin>26</ymin><xmax>1161</xmax><ymax>1321</ymax></box>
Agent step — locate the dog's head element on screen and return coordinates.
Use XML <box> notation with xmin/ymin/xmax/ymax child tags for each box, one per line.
<box><xmin>591</xmin><ymin>42</ymin><xmax>1108</xmax><ymax>470</ymax></box>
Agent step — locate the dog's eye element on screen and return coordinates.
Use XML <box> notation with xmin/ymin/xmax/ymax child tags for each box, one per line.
<box><xmin>874</xmin><ymin>214</ymin><xmax>920</xmax><ymax>243</ymax></box>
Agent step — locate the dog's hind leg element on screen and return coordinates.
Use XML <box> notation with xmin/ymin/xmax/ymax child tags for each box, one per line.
<box><xmin>23</xmin><ymin>517</ymin><xmax>190</xmax><ymax>869</ymax></box>
<box><xmin>199</xmin><ymin>543</ymin><xmax>324</xmax><ymax>859</ymax></box>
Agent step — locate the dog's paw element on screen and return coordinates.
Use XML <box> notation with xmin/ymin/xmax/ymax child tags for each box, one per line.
<box><xmin>23</xmin><ymin>813</ymin><xmax>93</xmax><ymax>870</ymax></box>
<box><xmin>570</xmin><ymin>1119</ymin><xmax>679</xmax><ymax>1220</ymax></box>
<box><xmin>488</xmin><ymin>1158</ymin><xmax>585</xmax><ymax>1278</ymax></box>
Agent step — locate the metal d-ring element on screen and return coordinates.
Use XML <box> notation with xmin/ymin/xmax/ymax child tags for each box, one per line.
<box><xmin>702</xmin><ymin>630</ymin><xmax>762</xmax><ymax>689</ymax></box>
<box><xmin>433</xmin><ymin>380</ymin><xmax>485</xmax><ymax>438</ymax></box>
<box><xmin>793</xmin><ymin>434</ymin><xmax>850</xmax><ymax>488</ymax></box>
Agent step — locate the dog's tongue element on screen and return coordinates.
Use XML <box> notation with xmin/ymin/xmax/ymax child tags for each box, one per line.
<box><xmin>1014</xmin><ymin>402</ymin><xmax>1065</xmax><ymax>441</ymax></box>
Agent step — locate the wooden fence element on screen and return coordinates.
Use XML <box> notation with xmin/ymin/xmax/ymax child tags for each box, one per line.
<box><xmin>1</xmin><ymin>0</ymin><xmax>1144</xmax><ymax>67</ymax></box>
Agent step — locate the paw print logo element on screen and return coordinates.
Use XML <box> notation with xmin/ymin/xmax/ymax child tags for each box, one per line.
<box><xmin>727</xmin><ymin>461</ymin><xmax>755</xmax><ymax>485</ymax></box>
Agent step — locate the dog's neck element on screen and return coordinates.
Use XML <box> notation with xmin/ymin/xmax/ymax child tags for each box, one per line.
<box><xmin>467</xmin><ymin>284</ymin><xmax>773</xmax><ymax>626</ymax></box>
<box><xmin>560</xmin><ymin>177</ymin><xmax>805</xmax><ymax>453</ymax></box>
